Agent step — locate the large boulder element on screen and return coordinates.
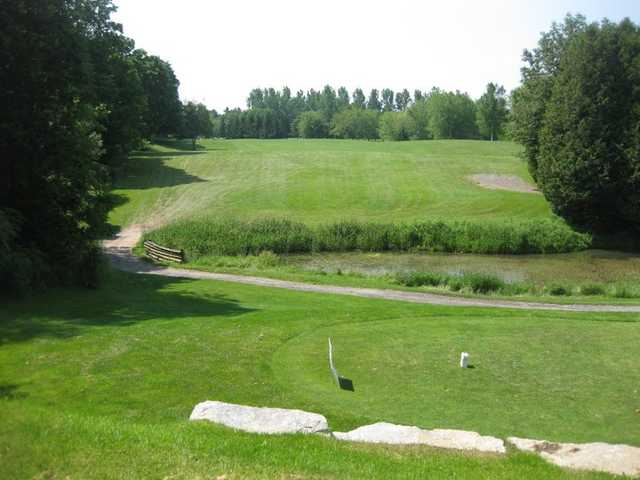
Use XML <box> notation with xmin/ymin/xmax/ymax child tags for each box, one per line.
<box><xmin>190</xmin><ymin>401</ymin><xmax>329</xmax><ymax>435</ymax></box>
<box><xmin>334</xmin><ymin>422</ymin><xmax>505</xmax><ymax>454</ymax></box>
<box><xmin>508</xmin><ymin>437</ymin><xmax>640</xmax><ymax>478</ymax></box>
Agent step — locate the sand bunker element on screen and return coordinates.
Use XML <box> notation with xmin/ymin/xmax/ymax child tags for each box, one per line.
<box><xmin>470</xmin><ymin>174</ymin><xmax>540</xmax><ymax>194</ymax></box>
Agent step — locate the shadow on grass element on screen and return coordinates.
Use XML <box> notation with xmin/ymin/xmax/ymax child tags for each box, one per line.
<box><xmin>153</xmin><ymin>137</ymin><xmax>227</xmax><ymax>152</ymax></box>
<box><xmin>114</xmin><ymin>154</ymin><xmax>207</xmax><ymax>190</ymax></box>
<box><xmin>0</xmin><ymin>270</ymin><xmax>256</xmax><ymax>345</ymax></box>
<box><xmin>0</xmin><ymin>383</ymin><xmax>28</xmax><ymax>400</ymax></box>
<box><xmin>153</xmin><ymin>138</ymin><xmax>208</xmax><ymax>151</ymax></box>
<box><xmin>131</xmin><ymin>150</ymin><xmax>208</xmax><ymax>159</ymax></box>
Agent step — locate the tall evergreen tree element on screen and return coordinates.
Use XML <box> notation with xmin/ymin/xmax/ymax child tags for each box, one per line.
<box><xmin>395</xmin><ymin>89</ymin><xmax>411</xmax><ymax>111</ymax></box>
<box><xmin>513</xmin><ymin>15</ymin><xmax>640</xmax><ymax>232</ymax></box>
<box><xmin>319</xmin><ymin>85</ymin><xmax>338</xmax><ymax>120</ymax></box>
<box><xmin>367</xmin><ymin>89</ymin><xmax>382</xmax><ymax>111</ymax></box>
<box><xmin>352</xmin><ymin>88</ymin><xmax>366</xmax><ymax>109</ymax></box>
<box><xmin>476</xmin><ymin>83</ymin><xmax>508</xmax><ymax>141</ymax></box>
<box><xmin>337</xmin><ymin>87</ymin><xmax>350</xmax><ymax>111</ymax></box>
<box><xmin>381</xmin><ymin>88</ymin><xmax>395</xmax><ymax>111</ymax></box>
<box><xmin>247</xmin><ymin>88</ymin><xmax>265</xmax><ymax>109</ymax></box>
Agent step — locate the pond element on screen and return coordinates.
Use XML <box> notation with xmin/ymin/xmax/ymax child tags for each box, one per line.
<box><xmin>282</xmin><ymin>250</ymin><xmax>640</xmax><ymax>284</ymax></box>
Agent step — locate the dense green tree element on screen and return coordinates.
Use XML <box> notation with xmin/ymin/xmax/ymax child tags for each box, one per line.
<box><xmin>476</xmin><ymin>83</ymin><xmax>508</xmax><ymax>141</ymax></box>
<box><xmin>337</xmin><ymin>87</ymin><xmax>350</xmax><ymax>111</ymax></box>
<box><xmin>306</xmin><ymin>89</ymin><xmax>321</xmax><ymax>111</ymax></box>
<box><xmin>395</xmin><ymin>89</ymin><xmax>412</xmax><ymax>111</ymax></box>
<box><xmin>0</xmin><ymin>0</ymin><xmax>129</xmax><ymax>292</ymax></box>
<box><xmin>296</xmin><ymin>111</ymin><xmax>328</xmax><ymax>138</ymax></box>
<box><xmin>414</xmin><ymin>89</ymin><xmax>424</xmax><ymax>102</ymax></box>
<box><xmin>133</xmin><ymin>50</ymin><xmax>182</xmax><ymax>137</ymax></box>
<box><xmin>426</xmin><ymin>89</ymin><xmax>478</xmax><ymax>139</ymax></box>
<box><xmin>88</xmin><ymin>26</ymin><xmax>147</xmax><ymax>171</ymax></box>
<box><xmin>367</xmin><ymin>89</ymin><xmax>382</xmax><ymax>111</ymax></box>
<box><xmin>352</xmin><ymin>88</ymin><xmax>366</xmax><ymax>109</ymax></box>
<box><xmin>330</xmin><ymin>108</ymin><xmax>379</xmax><ymax>139</ymax></box>
<box><xmin>319</xmin><ymin>85</ymin><xmax>338</xmax><ymax>120</ymax></box>
<box><xmin>381</xmin><ymin>88</ymin><xmax>395</xmax><ymax>112</ymax></box>
<box><xmin>510</xmin><ymin>14</ymin><xmax>588</xmax><ymax>177</ymax></box>
<box><xmin>247</xmin><ymin>88</ymin><xmax>265</xmax><ymax>109</ymax></box>
<box><xmin>407</xmin><ymin>100</ymin><xmax>431</xmax><ymax>139</ymax></box>
<box><xmin>379</xmin><ymin>112</ymin><xmax>417</xmax><ymax>141</ymax></box>
<box><xmin>181</xmin><ymin>102</ymin><xmax>213</xmax><ymax>149</ymax></box>
<box><xmin>516</xmin><ymin>16</ymin><xmax>640</xmax><ymax>232</ymax></box>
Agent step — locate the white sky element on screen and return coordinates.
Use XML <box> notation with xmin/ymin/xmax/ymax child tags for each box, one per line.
<box><xmin>113</xmin><ymin>0</ymin><xmax>640</xmax><ymax>112</ymax></box>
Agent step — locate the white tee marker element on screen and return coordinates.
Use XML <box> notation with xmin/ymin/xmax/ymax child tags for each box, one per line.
<box><xmin>460</xmin><ymin>352</ymin><xmax>470</xmax><ymax>368</ymax></box>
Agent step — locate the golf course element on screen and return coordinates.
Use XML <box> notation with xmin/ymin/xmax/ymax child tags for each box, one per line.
<box><xmin>2</xmin><ymin>138</ymin><xmax>639</xmax><ymax>479</ymax></box>
<box><xmin>4</xmin><ymin>3</ymin><xmax>640</xmax><ymax>478</ymax></box>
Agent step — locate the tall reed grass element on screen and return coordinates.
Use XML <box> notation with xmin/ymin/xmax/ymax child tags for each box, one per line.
<box><xmin>144</xmin><ymin>217</ymin><xmax>591</xmax><ymax>257</ymax></box>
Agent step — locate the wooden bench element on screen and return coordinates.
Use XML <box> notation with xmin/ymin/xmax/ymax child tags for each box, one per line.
<box><xmin>143</xmin><ymin>240</ymin><xmax>184</xmax><ymax>263</ymax></box>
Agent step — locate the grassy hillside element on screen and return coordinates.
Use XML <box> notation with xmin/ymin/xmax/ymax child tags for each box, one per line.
<box><xmin>1</xmin><ymin>270</ymin><xmax>636</xmax><ymax>479</ymax></box>
<box><xmin>109</xmin><ymin>139</ymin><xmax>551</xmax><ymax>228</ymax></box>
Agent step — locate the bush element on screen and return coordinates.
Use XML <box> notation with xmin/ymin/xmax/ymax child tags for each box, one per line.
<box><xmin>548</xmin><ymin>284</ymin><xmax>571</xmax><ymax>296</ymax></box>
<box><xmin>580</xmin><ymin>283</ymin><xmax>605</xmax><ymax>296</ymax></box>
<box><xmin>611</xmin><ymin>283</ymin><xmax>640</xmax><ymax>299</ymax></box>
<box><xmin>463</xmin><ymin>273</ymin><xmax>505</xmax><ymax>294</ymax></box>
<box><xmin>449</xmin><ymin>278</ymin><xmax>464</xmax><ymax>292</ymax></box>
<box><xmin>395</xmin><ymin>271</ymin><xmax>505</xmax><ymax>294</ymax></box>
<box><xmin>256</xmin><ymin>251</ymin><xmax>280</xmax><ymax>268</ymax></box>
<box><xmin>295</xmin><ymin>111</ymin><xmax>328</xmax><ymax>138</ymax></box>
<box><xmin>379</xmin><ymin>112</ymin><xmax>417</xmax><ymax>141</ymax></box>
<box><xmin>330</xmin><ymin>108</ymin><xmax>379</xmax><ymax>139</ymax></box>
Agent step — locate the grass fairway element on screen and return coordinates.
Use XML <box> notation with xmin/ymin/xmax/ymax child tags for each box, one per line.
<box><xmin>1</xmin><ymin>270</ymin><xmax>638</xmax><ymax>478</ymax></box>
<box><xmin>110</xmin><ymin>139</ymin><xmax>550</xmax><ymax>228</ymax></box>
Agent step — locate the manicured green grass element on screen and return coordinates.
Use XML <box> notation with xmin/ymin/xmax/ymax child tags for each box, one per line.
<box><xmin>1</xmin><ymin>270</ymin><xmax>638</xmax><ymax>478</ymax></box>
<box><xmin>109</xmin><ymin>138</ymin><xmax>550</xmax><ymax>228</ymax></box>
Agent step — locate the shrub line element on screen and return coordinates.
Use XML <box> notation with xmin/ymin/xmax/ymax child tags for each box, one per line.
<box><xmin>144</xmin><ymin>217</ymin><xmax>592</xmax><ymax>258</ymax></box>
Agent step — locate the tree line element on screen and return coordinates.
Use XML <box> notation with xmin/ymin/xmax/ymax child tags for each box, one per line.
<box><xmin>212</xmin><ymin>84</ymin><xmax>508</xmax><ymax>142</ymax></box>
<box><xmin>0</xmin><ymin>0</ymin><xmax>209</xmax><ymax>293</ymax></box>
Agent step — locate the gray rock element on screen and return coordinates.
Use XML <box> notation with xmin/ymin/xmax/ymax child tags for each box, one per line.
<box><xmin>190</xmin><ymin>401</ymin><xmax>329</xmax><ymax>435</ymax></box>
<box><xmin>334</xmin><ymin>422</ymin><xmax>506</xmax><ymax>454</ymax></box>
<box><xmin>508</xmin><ymin>437</ymin><xmax>640</xmax><ymax>477</ymax></box>
<box><xmin>334</xmin><ymin>422</ymin><xmax>427</xmax><ymax>445</ymax></box>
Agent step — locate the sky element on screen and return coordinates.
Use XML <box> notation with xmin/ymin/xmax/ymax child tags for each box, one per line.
<box><xmin>113</xmin><ymin>0</ymin><xmax>640</xmax><ymax>112</ymax></box>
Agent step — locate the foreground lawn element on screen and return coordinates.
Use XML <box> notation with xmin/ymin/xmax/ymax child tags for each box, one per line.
<box><xmin>109</xmin><ymin>138</ymin><xmax>549</xmax><ymax>228</ymax></box>
<box><xmin>1</xmin><ymin>270</ymin><xmax>638</xmax><ymax>478</ymax></box>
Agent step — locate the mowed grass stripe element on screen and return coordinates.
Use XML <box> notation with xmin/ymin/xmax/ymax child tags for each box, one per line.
<box><xmin>109</xmin><ymin>139</ymin><xmax>551</xmax><ymax>228</ymax></box>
